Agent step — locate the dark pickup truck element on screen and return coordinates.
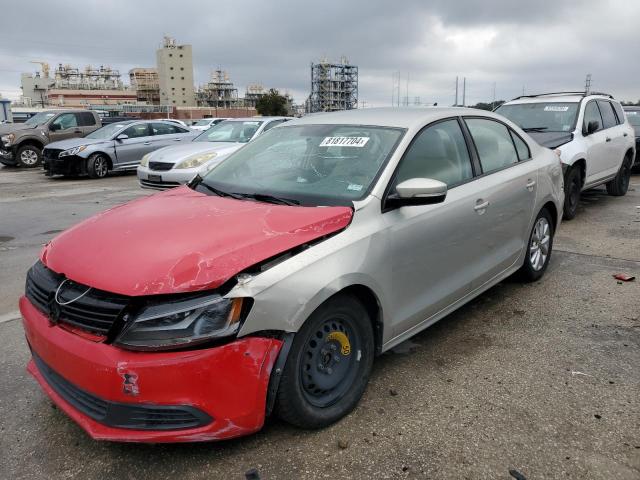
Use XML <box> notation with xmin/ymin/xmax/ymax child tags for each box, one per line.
<box><xmin>0</xmin><ymin>110</ymin><xmax>101</xmax><ymax>167</ymax></box>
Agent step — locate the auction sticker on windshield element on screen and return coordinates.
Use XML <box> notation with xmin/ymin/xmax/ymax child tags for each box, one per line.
<box><xmin>544</xmin><ymin>106</ymin><xmax>570</xmax><ymax>112</ymax></box>
<box><xmin>320</xmin><ymin>137</ymin><xmax>370</xmax><ymax>147</ymax></box>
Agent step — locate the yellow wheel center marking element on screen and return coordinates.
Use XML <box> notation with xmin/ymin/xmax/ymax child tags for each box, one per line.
<box><xmin>327</xmin><ymin>331</ymin><xmax>351</xmax><ymax>356</ymax></box>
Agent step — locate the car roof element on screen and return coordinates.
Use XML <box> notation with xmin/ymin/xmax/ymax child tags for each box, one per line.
<box><xmin>222</xmin><ymin>116</ymin><xmax>292</xmax><ymax>122</ymax></box>
<box><xmin>287</xmin><ymin>107</ymin><xmax>490</xmax><ymax>129</ymax></box>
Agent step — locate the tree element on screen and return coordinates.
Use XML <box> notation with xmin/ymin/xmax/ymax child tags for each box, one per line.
<box><xmin>255</xmin><ymin>88</ymin><xmax>289</xmax><ymax>116</ymax></box>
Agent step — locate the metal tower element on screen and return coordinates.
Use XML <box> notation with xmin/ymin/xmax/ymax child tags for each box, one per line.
<box><xmin>308</xmin><ymin>56</ymin><xmax>358</xmax><ymax>113</ymax></box>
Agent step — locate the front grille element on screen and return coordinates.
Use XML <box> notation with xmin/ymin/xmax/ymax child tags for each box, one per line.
<box><xmin>25</xmin><ymin>261</ymin><xmax>129</xmax><ymax>335</ymax></box>
<box><xmin>149</xmin><ymin>161</ymin><xmax>174</xmax><ymax>171</ymax></box>
<box><xmin>139</xmin><ymin>179</ymin><xmax>181</xmax><ymax>190</ymax></box>
<box><xmin>44</xmin><ymin>149</ymin><xmax>64</xmax><ymax>160</ymax></box>
<box><xmin>33</xmin><ymin>352</ymin><xmax>212</xmax><ymax>430</ymax></box>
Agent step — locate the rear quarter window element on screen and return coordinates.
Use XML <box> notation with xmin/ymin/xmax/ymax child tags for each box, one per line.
<box><xmin>612</xmin><ymin>102</ymin><xmax>626</xmax><ymax>124</ymax></box>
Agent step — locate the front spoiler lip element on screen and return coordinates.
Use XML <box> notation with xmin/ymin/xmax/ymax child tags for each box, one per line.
<box><xmin>21</xmin><ymin>296</ymin><xmax>284</xmax><ymax>443</ymax></box>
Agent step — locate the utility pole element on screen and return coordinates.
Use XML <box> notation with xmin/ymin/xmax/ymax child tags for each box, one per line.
<box><xmin>462</xmin><ymin>77</ymin><xmax>466</xmax><ymax>107</ymax></box>
<box><xmin>455</xmin><ymin>76</ymin><xmax>459</xmax><ymax>106</ymax></box>
<box><xmin>405</xmin><ymin>72</ymin><xmax>409</xmax><ymax>107</ymax></box>
<box><xmin>492</xmin><ymin>82</ymin><xmax>496</xmax><ymax>110</ymax></box>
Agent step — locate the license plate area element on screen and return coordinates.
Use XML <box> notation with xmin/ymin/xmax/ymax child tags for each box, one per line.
<box><xmin>148</xmin><ymin>174</ymin><xmax>162</xmax><ymax>182</ymax></box>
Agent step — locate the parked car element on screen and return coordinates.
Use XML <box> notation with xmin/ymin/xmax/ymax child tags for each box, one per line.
<box><xmin>622</xmin><ymin>106</ymin><xmax>640</xmax><ymax>170</ymax></box>
<box><xmin>0</xmin><ymin>110</ymin><xmax>101</xmax><ymax>167</ymax></box>
<box><xmin>43</xmin><ymin>120</ymin><xmax>197</xmax><ymax>179</ymax></box>
<box><xmin>190</xmin><ymin>117</ymin><xmax>229</xmax><ymax>131</ymax></box>
<box><xmin>21</xmin><ymin>107</ymin><xmax>564</xmax><ymax>442</ymax></box>
<box><xmin>137</xmin><ymin>116</ymin><xmax>291</xmax><ymax>189</ymax></box>
<box><xmin>496</xmin><ymin>92</ymin><xmax>635</xmax><ymax>219</ymax></box>
<box><xmin>99</xmin><ymin>116</ymin><xmax>141</xmax><ymax>125</ymax></box>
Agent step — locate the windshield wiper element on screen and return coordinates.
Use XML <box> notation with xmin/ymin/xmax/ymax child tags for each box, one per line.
<box><xmin>522</xmin><ymin>127</ymin><xmax>548</xmax><ymax>132</ymax></box>
<box><xmin>191</xmin><ymin>176</ymin><xmax>245</xmax><ymax>200</ymax></box>
<box><xmin>235</xmin><ymin>193</ymin><xmax>300</xmax><ymax>206</ymax></box>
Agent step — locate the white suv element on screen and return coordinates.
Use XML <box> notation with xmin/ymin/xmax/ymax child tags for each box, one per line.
<box><xmin>496</xmin><ymin>92</ymin><xmax>635</xmax><ymax>219</ymax></box>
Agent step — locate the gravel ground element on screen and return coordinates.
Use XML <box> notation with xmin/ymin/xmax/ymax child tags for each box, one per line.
<box><xmin>0</xmin><ymin>167</ymin><xmax>638</xmax><ymax>480</ymax></box>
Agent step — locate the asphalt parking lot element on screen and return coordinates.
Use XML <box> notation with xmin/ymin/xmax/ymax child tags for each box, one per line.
<box><xmin>0</xmin><ymin>167</ymin><xmax>638</xmax><ymax>480</ymax></box>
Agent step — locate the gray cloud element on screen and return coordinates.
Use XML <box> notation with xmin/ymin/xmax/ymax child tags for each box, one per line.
<box><xmin>1</xmin><ymin>0</ymin><xmax>639</xmax><ymax>106</ymax></box>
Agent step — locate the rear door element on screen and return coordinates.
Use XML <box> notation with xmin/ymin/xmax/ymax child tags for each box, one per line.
<box><xmin>113</xmin><ymin>123</ymin><xmax>153</xmax><ymax>167</ymax></box>
<box><xmin>463</xmin><ymin>117</ymin><xmax>538</xmax><ymax>289</ymax></box>
<box><xmin>597</xmin><ymin>100</ymin><xmax>625</xmax><ymax>175</ymax></box>
<box><xmin>48</xmin><ymin>113</ymin><xmax>82</xmax><ymax>142</ymax></box>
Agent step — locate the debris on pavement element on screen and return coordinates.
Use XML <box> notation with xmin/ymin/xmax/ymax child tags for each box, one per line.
<box><xmin>509</xmin><ymin>468</ymin><xmax>527</xmax><ymax>480</ymax></box>
<box><xmin>612</xmin><ymin>273</ymin><xmax>635</xmax><ymax>282</ymax></box>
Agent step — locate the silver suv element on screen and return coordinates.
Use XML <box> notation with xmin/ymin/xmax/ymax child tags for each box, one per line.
<box><xmin>496</xmin><ymin>92</ymin><xmax>635</xmax><ymax>219</ymax></box>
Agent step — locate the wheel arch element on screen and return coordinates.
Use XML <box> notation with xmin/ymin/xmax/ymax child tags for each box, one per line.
<box><xmin>16</xmin><ymin>138</ymin><xmax>44</xmax><ymax>151</ymax></box>
<box><xmin>541</xmin><ymin>201</ymin><xmax>559</xmax><ymax>230</ymax></box>
<box><xmin>88</xmin><ymin>151</ymin><xmax>113</xmax><ymax>169</ymax></box>
<box><xmin>570</xmin><ymin>158</ymin><xmax>586</xmax><ymax>186</ymax></box>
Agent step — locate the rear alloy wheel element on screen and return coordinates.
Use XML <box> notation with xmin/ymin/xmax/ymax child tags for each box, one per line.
<box><xmin>606</xmin><ymin>155</ymin><xmax>632</xmax><ymax>197</ymax></box>
<box><xmin>16</xmin><ymin>144</ymin><xmax>42</xmax><ymax>168</ymax></box>
<box><xmin>87</xmin><ymin>154</ymin><xmax>109</xmax><ymax>179</ymax></box>
<box><xmin>276</xmin><ymin>294</ymin><xmax>374</xmax><ymax>429</ymax></box>
<box><xmin>562</xmin><ymin>166</ymin><xmax>581</xmax><ymax>220</ymax></box>
<box><xmin>519</xmin><ymin>208</ymin><xmax>554</xmax><ymax>282</ymax></box>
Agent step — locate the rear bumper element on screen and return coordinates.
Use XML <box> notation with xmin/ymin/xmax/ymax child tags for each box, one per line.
<box><xmin>21</xmin><ymin>296</ymin><xmax>283</xmax><ymax>442</ymax></box>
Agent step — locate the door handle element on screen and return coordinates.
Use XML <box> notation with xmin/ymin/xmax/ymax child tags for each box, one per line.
<box><xmin>526</xmin><ymin>179</ymin><xmax>536</xmax><ymax>191</ymax></box>
<box><xmin>143</xmin><ymin>141</ymin><xmax>151</xmax><ymax>145</ymax></box>
<box><xmin>74</xmin><ymin>129</ymin><xmax>82</xmax><ymax>134</ymax></box>
<box><xmin>605</xmin><ymin>137</ymin><xmax>611</xmax><ymax>142</ymax></box>
<box><xmin>474</xmin><ymin>199</ymin><xmax>490</xmax><ymax>214</ymax></box>
<box><xmin>623</xmin><ymin>132</ymin><xmax>628</xmax><ymax>137</ymax></box>
<box><xmin>173</xmin><ymin>138</ymin><xmax>182</xmax><ymax>141</ymax></box>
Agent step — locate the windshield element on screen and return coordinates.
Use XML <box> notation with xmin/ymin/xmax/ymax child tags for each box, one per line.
<box><xmin>496</xmin><ymin>102</ymin><xmax>580</xmax><ymax>132</ymax></box>
<box><xmin>193</xmin><ymin>119</ymin><xmax>212</xmax><ymax>126</ymax></box>
<box><xmin>198</xmin><ymin>124</ymin><xmax>405</xmax><ymax>206</ymax></box>
<box><xmin>624</xmin><ymin>110</ymin><xmax>640</xmax><ymax>127</ymax></box>
<box><xmin>24</xmin><ymin>112</ymin><xmax>56</xmax><ymax>126</ymax></box>
<box><xmin>85</xmin><ymin>123</ymin><xmax>130</xmax><ymax>139</ymax></box>
<box><xmin>194</xmin><ymin>120</ymin><xmax>264</xmax><ymax>143</ymax></box>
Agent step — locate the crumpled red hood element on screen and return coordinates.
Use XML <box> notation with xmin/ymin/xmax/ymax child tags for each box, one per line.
<box><xmin>41</xmin><ymin>186</ymin><xmax>352</xmax><ymax>296</ymax></box>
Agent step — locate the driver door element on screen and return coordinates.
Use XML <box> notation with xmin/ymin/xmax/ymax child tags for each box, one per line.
<box><xmin>383</xmin><ymin>118</ymin><xmax>481</xmax><ymax>336</ymax></box>
<box><xmin>113</xmin><ymin>123</ymin><xmax>153</xmax><ymax>168</ymax></box>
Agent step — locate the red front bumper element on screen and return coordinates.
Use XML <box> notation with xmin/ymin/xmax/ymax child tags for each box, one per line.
<box><xmin>20</xmin><ymin>296</ymin><xmax>283</xmax><ymax>442</ymax></box>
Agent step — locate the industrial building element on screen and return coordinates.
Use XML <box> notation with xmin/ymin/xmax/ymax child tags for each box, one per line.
<box><xmin>156</xmin><ymin>36</ymin><xmax>196</xmax><ymax>106</ymax></box>
<box><xmin>129</xmin><ymin>68</ymin><xmax>160</xmax><ymax>104</ymax></box>
<box><xmin>196</xmin><ymin>70</ymin><xmax>239</xmax><ymax>108</ymax></box>
<box><xmin>307</xmin><ymin>57</ymin><xmax>358</xmax><ymax>113</ymax></box>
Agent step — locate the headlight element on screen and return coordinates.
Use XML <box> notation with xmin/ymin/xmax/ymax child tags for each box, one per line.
<box><xmin>114</xmin><ymin>294</ymin><xmax>246</xmax><ymax>351</ymax></box>
<box><xmin>2</xmin><ymin>133</ymin><xmax>15</xmax><ymax>145</ymax></box>
<box><xmin>139</xmin><ymin>153</ymin><xmax>151</xmax><ymax>167</ymax></box>
<box><xmin>175</xmin><ymin>152</ymin><xmax>217</xmax><ymax>169</ymax></box>
<box><xmin>59</xmin><ymin>145</ymin><xmax>87</xmax><ymax>157</ymax></box>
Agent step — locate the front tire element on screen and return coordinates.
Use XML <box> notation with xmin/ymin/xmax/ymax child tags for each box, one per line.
<box><xmin>518</xmin><ymin>208</ymin><xmax>554</xmax><ymax>282</ymax></box>
<box><xmin>16</xmin><ymin>144</ymin><xmax>42</xmax><ymax>168</ymax></box>
<box><xmin>562</xmin><ymin>166</ymin><xmax>581</xmax><ymax>220</ymax></box>
<box><xmin>87</xmin><ymin>154</ymin><xmax>109</xmax><ymax>179</ymax></box>
<box><xmin>606</xmin><ymin>154</ymin><xmax>632</xmax><ymax>197</ymax></box>
<box><xmin>276</xmin><ymin>294</ymin><xmax>374</xmax><ymax>429</ymax></box>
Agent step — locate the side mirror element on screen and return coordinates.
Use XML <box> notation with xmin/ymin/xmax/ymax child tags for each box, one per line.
<box><xmin>586</xmin><ymin>120</ymin><xmax>600</xmax><ymax>135</ymax></box>
<box><xmin>49</xmin><ymin>123</ymin><xmax>61</xmax><ymax>132</ymax></box>
<box><xmin>386</xmin><ymin>178</ymin><xmax>448</xmax><ymax>209</ymax></box>
<box><xmin>115</xmin><ymin>134</ymin><xmax>129</xmax><ymax>141</ymax></box>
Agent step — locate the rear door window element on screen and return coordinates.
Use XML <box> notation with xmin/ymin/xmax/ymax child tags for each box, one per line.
<box><xmin>465</xmin><ymin>118</ymin><xmax>519</xmax><ymax>173</ymax></box>
<box><xmin>597</xmin><ymin>100</ymin><xmax>617</xmax><ymax>129</ymax></box>
<box><xmin>77</xmin><ymin>112</ymin><xmax>97</xmax><ymax>127</ymax></box>
<box><xmin>151</xmin><ymin>123</ymin><xmax>184</xmax><ymax>135</ymax></box>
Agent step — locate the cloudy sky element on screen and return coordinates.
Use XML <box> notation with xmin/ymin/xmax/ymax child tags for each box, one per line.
<box><xmin>1</xmin><ymin>0</ymin><xmax>640</xmax><ymax>106</ymax></box>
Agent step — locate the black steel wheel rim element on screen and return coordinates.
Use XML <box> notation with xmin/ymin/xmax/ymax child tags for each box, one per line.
<box><xmin>568</xmin><ymin>177</ymin><xmax>579</xmax><ymax>209</ymax></box>
<box><xmin>622</xmin><ymin>161</ymin><xmax>630</xmax><ymax>191</ymax></box>
<box><xmin>300</xmin><ymin>315</ymin><xmax>360</xmax><ymax>408</ymax></box>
